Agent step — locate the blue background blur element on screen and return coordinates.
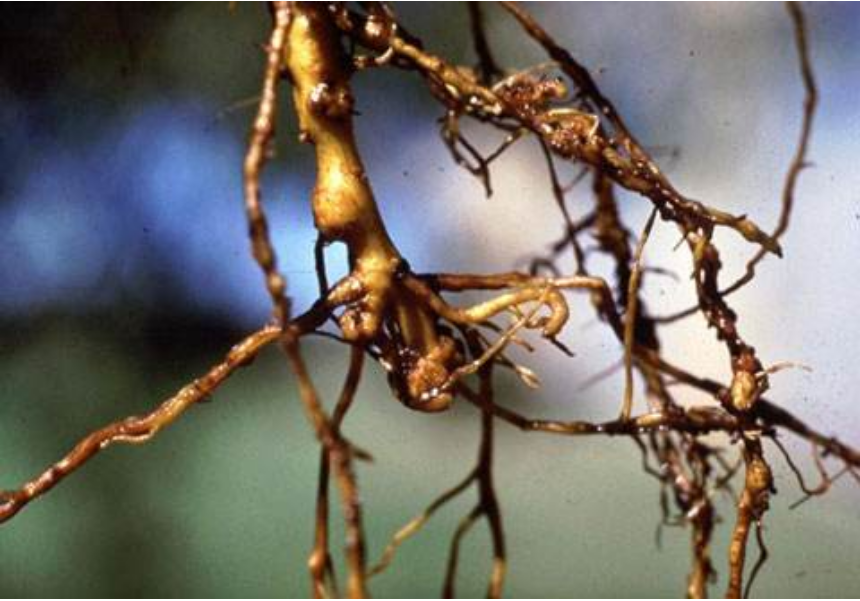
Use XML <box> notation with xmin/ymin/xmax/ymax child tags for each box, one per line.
<box><xmin>1</xmin><ymin>3</ymin><xmax>859</xmax><ymax>597</ymax></box>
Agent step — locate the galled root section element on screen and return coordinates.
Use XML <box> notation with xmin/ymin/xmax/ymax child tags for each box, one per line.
<box><xmin>2</xmin><ymin>3</ymin><xmax>860</xmax><ymax>600</ymax></box>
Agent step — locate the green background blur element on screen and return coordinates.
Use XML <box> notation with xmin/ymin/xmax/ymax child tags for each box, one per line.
<box><xmin>2</xmin><ymin>3</ymin><xmax>859</xmax><ymax>597</ymax></box>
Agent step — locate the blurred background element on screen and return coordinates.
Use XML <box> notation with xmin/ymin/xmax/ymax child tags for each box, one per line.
<box><xmin>1</xmin><ymin>2</ymin><xmax>859</xmax><ymax>597</ymax></box>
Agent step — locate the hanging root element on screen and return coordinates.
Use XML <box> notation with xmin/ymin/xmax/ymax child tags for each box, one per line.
<box><xmin>726</xmin><ymin>438</ymin><xmax>772</xmax><ymax>598</ymax></box>
<box><xmin>0</xmin><ymin>325</ymin><xmax>281</xmax><ymax>524</ymax></box>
